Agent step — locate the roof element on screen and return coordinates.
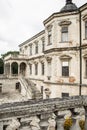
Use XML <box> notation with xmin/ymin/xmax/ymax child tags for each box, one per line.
<box><xmin>19</xmin><ymin>30</ymin><xmax>45</xmax><ymax>47</ymax></box>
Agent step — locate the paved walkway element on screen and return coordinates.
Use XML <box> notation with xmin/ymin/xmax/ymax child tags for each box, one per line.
<box><xmin>0</xmin><ymin>91</ymin><xmax>28</xmax><ymax>104</ymax></box>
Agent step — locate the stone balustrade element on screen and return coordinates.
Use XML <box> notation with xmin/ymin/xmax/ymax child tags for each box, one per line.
<box><xmin>0</xmin><ymin>96</ymin><xmax>87</xmax><ymax>129</ymax></box>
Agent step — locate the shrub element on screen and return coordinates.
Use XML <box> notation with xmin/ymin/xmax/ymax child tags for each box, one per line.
<box><xmin>79</xmin><ymin>120</ymin><xmax>85</xmax><ymax>130</ymax></box>
<box><xmin>64</xmin><ymin>118</ymin><xmax>72</xmax><ymax>130</ymax></box>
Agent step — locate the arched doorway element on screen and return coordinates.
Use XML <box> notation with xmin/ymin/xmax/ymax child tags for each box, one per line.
<box><xmin>0</xmin><ymin>58</ymin><xmax>4</xmax><ymax>74</ymax></box>
<box><xmin>11</xmin><ymin>62</ymin><xmax>18</xmax><ymax>75</ymax></box>
<box><xmin>20</xmin><ymin>62</ymin><xmax>26</xmax><ymax>76</ymax></box>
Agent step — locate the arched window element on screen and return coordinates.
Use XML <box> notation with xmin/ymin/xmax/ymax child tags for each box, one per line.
<box><xmin>11</xmin><ymin>62</ymin><xmax>18</xmax><ymax>75</ymax></box>
<box><xmin>20</xmin><ymin>62</ymin><xmax>26</xmax><ymax>76</ymax></box>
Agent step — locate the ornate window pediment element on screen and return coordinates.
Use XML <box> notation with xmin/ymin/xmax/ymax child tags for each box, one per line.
<box><xmin>59</xmin><ymin>55</ymin><xmax>72</xmax><ymax>60</ymax></box>
<box><xmin>59</xmin><ymin>20</ymin><xmax>71</xmax><ymax>26</ymax></box>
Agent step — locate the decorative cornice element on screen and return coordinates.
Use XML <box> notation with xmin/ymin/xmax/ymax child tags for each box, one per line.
<box><xmin>19</xmin><ymin>30</ymin><xmax>45</xmax><ymax>47</ymax></box>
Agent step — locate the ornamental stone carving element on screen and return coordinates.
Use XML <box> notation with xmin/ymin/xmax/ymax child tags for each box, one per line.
<box><xmin>59</xmin><ymin>20</ymin><xmax>71</xmax><ymax>26</ymax></box>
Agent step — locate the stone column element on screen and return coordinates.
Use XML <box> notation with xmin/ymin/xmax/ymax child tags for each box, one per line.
<box><xmin>56</xmin><ymin>115</ymin><xmax>65</xmax><ymax>130</ymax></box>
<box><xmin>9</xmin><ymin>63</ymin><xmax>12</xmax><ymax>77</ymax></box>
<box><xmin>84</xmin><ymin>106</ymin><xmax>87</xmax><ymax>130</ymax></box>
<box><xmin>70</xmin><ymin>110</ymin><xmax>81</xmax><ymax>130</ymax></box>
<box><xmin>18</xmin><ymin>64</ymin><xmax>20</xmax><ymax>76</ymax></box>
<box><xmin>39</xmin><ymin>114</ymin><xmax>50</xmax><ymax>130</ymax></box>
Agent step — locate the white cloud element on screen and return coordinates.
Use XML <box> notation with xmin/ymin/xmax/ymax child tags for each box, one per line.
<box><xmin>0</xmin><ymin>0</ymin><xmax>86</xmax><ymax>56</ymax></box>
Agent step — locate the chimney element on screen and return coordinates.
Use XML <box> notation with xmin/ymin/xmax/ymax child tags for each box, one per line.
<box><xmin>66</xmin><ymin>0</ymin><xmax>72</xmax><ymax>4</ymax></box>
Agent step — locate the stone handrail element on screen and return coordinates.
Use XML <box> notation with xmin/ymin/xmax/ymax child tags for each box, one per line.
<box><xmin>0</xmin><ymin>96</ymin><xmax>86</xmax><ymax>119</ymax></box>
<box><xmin>0</xmin><ymin>96</ymin><xmax>87</xmax><ymax>129</ymax></box>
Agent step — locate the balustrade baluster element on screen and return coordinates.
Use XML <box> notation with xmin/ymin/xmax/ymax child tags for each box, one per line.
<box><xmin>84</xmin><ymin>107</ymin><xmax>87</xmax><ymax>130</ymax></box>
<box><xmin>48</xmin><ymin>116</ymin><xmax>56</xmax><ymax>130</ymax></box>
<box><xmin>39</xmin><ymin>114</ymin><xmax>50</xmax><ymax>130</ymax></box>
<box><xmin>70</xmin><ymin>109</ymin><xmax>81</xmax><ymax>130</ymax></box>
<box><xmin>56</xmin><ymin>115</ymin><xmax>65</xmax><ymax>130</ymax></box>
<box><xmin>30</xmin><ymin>116</ymin><xmax>40</xmax><ymax>130</ymax></box>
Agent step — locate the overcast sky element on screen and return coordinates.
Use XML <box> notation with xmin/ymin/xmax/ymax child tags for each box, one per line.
<box><xmin>0</xmin><ymin>0</ymin><xmax>86</xmax><ymax>57</ymax></box>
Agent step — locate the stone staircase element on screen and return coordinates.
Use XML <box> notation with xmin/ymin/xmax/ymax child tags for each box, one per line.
<box><xmin>19</xmin><ymin>77</ymin><xmax>42</xmax><ymax>99</ymax></box>
<box><xmin>25</xmin><ymin>78</ymin><xmax>42</xmax><ymax>99</ymax></box>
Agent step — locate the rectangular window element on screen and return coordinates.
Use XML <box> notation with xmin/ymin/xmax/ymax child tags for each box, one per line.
<box><xmin>30</xmin><ymin>44</ymin><xmax>32</xmax><ymax>55</ymax></box>
<box><xmin>42</xmin><ymin>40</ymin><xmax>45</xmax><ymax>52</ymax></box>
<box><xmin>62</xmin><ymin>61</ymin><xmax>69</xmax><ymax>76</ymax></box>
<box><xmin>48</xmin><ymin>61</ymin><xmax>51</xmax><ymax>80</ymax></box>
<box><xmin>42</xmin><ymin>63</ymin><xmax>44</xmax><ymax>75</ymax></box>
<box><xmin>35</xmin><ymin>64</ymin><xmax>38</xmax><ymax>75</ymax></box>
<box><xmin>29</xmin><ymin>64</ymin><xmax>32</xmax><ymax>75</ymax></box>
<box><xmin>62</xmin><ymin>93</ymin><xmax>69</xmax><ymax>98</ymax></box>
<box><xmin>85</xmin><ymin>21</ymin><xmax>87</xmax><ymax>39</ymax></box>
<box><xmin>0</xmin><ymin>84</ymin><xmax>2</xmax><ymax>93</ymax></box>
<box><xmin>61</xmin><ymin>27</ymin><xmax>68</xmax><ymax>42</ymax></box>
<box><xmin>48</xmin><ymin>31</ymin><xmax>52</xmax><ymax>45</ymax></box>
<box><xmin>35</xmin><ymin>44</ymin><xmax>38</xmax><ymax>54</ymax></box>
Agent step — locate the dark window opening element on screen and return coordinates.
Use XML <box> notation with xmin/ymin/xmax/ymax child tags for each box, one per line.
<box><xmin>42</xmin><ymin>42</ymin><xmax>45</xmax><ymax>52</ymax></box>
<box><xmin>85</xmin><ymin>21</ymin><xmax>87</xmax><ymax>39</ymax></box>
<box><xmin>42</xmin><ymin>63</ymin><xmax>44</xmax><ymax>75</ymax></box>
<box><xmin>48</xmin><ymin>34</ymin><xmax>52</xmax><ymax>45</ymax></box>
<box><xmin>30</xmin><ymin>45</ymin><xmax>32</xmax><ymax>55</ymax></box>
<box><xmin>29</xmin><ymin>64</ymin><xmax>32</xmax><ymax>75</ymax></box>
<box><xmin>16</xmin><ymin>82</ymin><xmax>20</xmax><ymax>92</ymax></box>
<box><xmin>0</xmin><ymin>86</ymin><xmax>2</xmax><ymax>93</ymax></box>
<box><xmin>86</xmin><ymin>60</ymin><xmax>87</xmax><ymax>77</ymax></box>
<box><xmin>35</xmin><ymin>44</ymin><xmax>38</xmax><ymax>54</ymax></box>
<box><xmin>62</xmin><ymin>61</ymin><xmax>69</xmax><ymax>77</ymax></box>
<box><xmin>62</xmin><ymin>93</ymin><xmax>69</xmax><ymax>98</ymax></box>
<box><xmin>35</xmin><ymin>64</ymin><xmax>38</xmax><ymax>75</ymax></box>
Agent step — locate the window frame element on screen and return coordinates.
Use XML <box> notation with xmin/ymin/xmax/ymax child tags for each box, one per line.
<box><xmin>42</xmin><ymin>40</ymin><xmax>45</xmax><ymax>52</ymax></box>
<box><xmin>85</xmin><ymin>21</ymin><xmax>87</xmax><ymax>39</ymax></box>
<box><xmin>61</xmin><ymin>26</ymin><xmax>68</xmax><ymax>42</ymax></box>
<box><xmin>29</xmin><ymin>64</ymin><xmax>32</xmax><ymax>75</ymax></box>
<box><xmin>29</xmin><ymin>44</ymin><xmax>32</xmax><ymax>56</ymax></box>
<box><xmin>35</xmin><ymin>43</ymin><xmax>38</xmax><ymax>54</ymax></box>
<box><xmin>62</xmin><ymin>61</ymin><xmax>69</xmax><ymax>77</ymax></box>
<box><xmin>35</xmin><ymin>63</ymin><xmax>38</xmax><ymax>75</ymax></box>
<box><xmin>62</xmin><ymin>93</ymin><xmax>69</xmax><ymax>98</ymax></box>
<box><xmin>48</xmin><ymin>30</ymin><xmax>52</xmax><ymax>45</ymax></box>
<box><xmin>41</xmin><ymin>62</ymin><xmax>44</xmax><ymax>75</ymax></box>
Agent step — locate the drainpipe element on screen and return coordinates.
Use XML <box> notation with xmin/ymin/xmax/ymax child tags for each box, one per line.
<box><xmin>79</xmin><ymin>9</ymin><xmax>82</xmax><ymax>96</ymax></box>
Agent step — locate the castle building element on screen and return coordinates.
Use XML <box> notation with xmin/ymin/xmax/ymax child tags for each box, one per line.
<box><xmin>3</xmin><ymin>0</ymin><xmax>87</xmax><ymax>99</ymax></box>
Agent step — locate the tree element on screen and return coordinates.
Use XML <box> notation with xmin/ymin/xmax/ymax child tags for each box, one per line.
<box><xmin>0</xmin><ymin>58</ymin><xmax>4</xmax><ymax>74</ymax></box>
<box><xmin>1</xmin><ymin>51</ymin><xmax>19</xmax><ymax>59</ymax></box>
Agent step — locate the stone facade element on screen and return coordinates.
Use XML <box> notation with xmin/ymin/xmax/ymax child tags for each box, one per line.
<box><xmin>2</xmin><ymin>1</ymin><xmax>87</xmax><ymax>99</ymax></box>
